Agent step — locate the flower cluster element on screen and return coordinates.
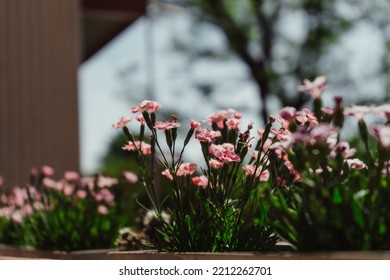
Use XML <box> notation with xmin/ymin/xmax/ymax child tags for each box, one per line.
<box><xmin>0</xmin><ymin>166</ymin><xmax>132</xmax><ymax>251</ymax></box>
<box><xmin>114</xmin><ymin>76</ymin><xmax>390</xmax><ymax>252</ymax></box>
<box><xmin>114</xmin><ymin>98</ymin><xmax>282</xmax><ymax>252</ymax></box>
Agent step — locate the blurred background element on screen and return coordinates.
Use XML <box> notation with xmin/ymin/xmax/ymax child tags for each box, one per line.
<box><xmin>1</xmin><ymin>0</ymin><xmax>390</xmax><ymax>187</ymax></box>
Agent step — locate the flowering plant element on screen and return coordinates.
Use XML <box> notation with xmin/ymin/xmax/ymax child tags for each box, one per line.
<box><xmin>117</xmin><ymin>77</ymin><xmax>390</xmax><ymax>252</ymax></box>
<box><xmin>0</xmin><ymin>167</ymin><xmax>129</xmax><ymax>251</ymax></box>
<box><xmin>115</xmin><ymin>101</ymin><xmax>283</xmax><ymax>252</ymax></box>
<box><xmin>266</xmin><ymin>77</ymin><xmax>390</xmax><ymax>251</ymax></box>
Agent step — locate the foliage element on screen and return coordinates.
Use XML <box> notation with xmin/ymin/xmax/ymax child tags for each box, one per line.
<box><xmin>114</xmin><ymin>101</ymin><xmax>282</xmax><ymax>252</ymax></box>
<box><xmin>266</xmin><ymin>77</ymin><xmax>390</xmax><ymax>250</ymax></box>
<box><xmin>0</xmin><ymin>167</ymin><xmax>135</xmax><ymax>251</ymax></box>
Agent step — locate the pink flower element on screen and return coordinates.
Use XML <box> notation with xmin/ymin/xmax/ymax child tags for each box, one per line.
<box><xmin>204</xmin><ymin>109</ymin><xmax>237</xmax><ymax>128</ymax></box>
<box><xmin>97</xmin><ymin>205</ymin><xmax>108</xmax><ymax>215</ymax></box>
<box><xmin>131</xmin><ymin>100</ymin><xmax>161</xmax><ymax>113</ymax></box>
<box><xmin>234</xmin><ymin>112</ymin><xmax>242</xmax><ymax>119</ymax></box>
<box><xmin>195</xmin><ymin>128</ymin><xmax>221</xmax><ymax>143</ymax></box>
<box><xmin>226</xmin><ymin>119</ymin><xmax>240</xmax><ymax>130</ymax></box>
<box><xmin>209</xmin><ymin>158</ymin><xmax>224</xmax><ymax>169</ymax></box>
<box><xmin>122</xmin><ymin>140</ymin><xmax>152</xmax><ymax>155</ymax></box>
<box><xmin>177</xmin><ymin>163</ymin><xmax>197</xmax><ymax>176</ymax></box>
<box><xmin>242</xmin><ymin>165</ymin><xmax>270</xmax><ymax>181</ymax></box>
<box><xmin>279</xmin><ymin>107</ymin><xmax>297</xmax><ymax>123</ymax></box>
<box><xmin>112</xmin><ymin>116</ymin><xmax>131</xmax><ymax>129</ymax></box>
<box><xmin>270</xmin><ymin>127</ymin><xmax>289</xmax><ymax>141</ymax></box>
<box><xmin>371</xmin><ymin>124</ymin><xmax>390</xmax><ymax>148</ymax></box>
<box><xmin>284</xmin><ymin>161</ymin><xmax>301</xmax><ymax>182</ymax></box>
<box><xmin>322</xmin><ymin>107</ymin><xmax>334</xmax><ymax>116</ymax></box>
<box><xmin>192</xmin><ymin>175</ymin><xmax>209</xmax><ymax>189</ymax></box>
<box><xmin>97</xmin><ymin>175</ymin><xmax>118</xmax><ymax>188</ymax></box>
<box><xmin>344</xmin><ymin>105</ymin><xmax>372</xmax><ymax>120</ymax></box>
<box><xmin>296</xmin><ymin>108</ymin><xmax>318</xmax><ymax>127</ymax></box>
<box><xmin>80</xmin><ymin>177</ymin><xmax>94</xmax><ymax>191</ymax></box>
<box><xmin>330</xmin><ymin>141</ymin><xmax>356</xmax><ymax>159</ymax></box>
<box><xmin>346</xmin><ymin>158</ymin><xmax>367</xmax><ymax>170</ymax></box>
<box><xmin>154</xmin><ymin>121</ymin><xmax>181</xmax><ymax>130</ymax></box>
<box><xmin>373</xmin><ymin>104</ymin><xmax>390</xmax><ymax>121</ymax></box>
<box><xmin>161</xmin><ymin>169</ymin><xmax>174</xmax><ymax>181</ymax></box>
<box><xmin>123</xmin><ymin>171</ymin><xmax>139</xmax><ymax>184</ymax></box>
<box><xmin>209</xmin><ymin>143</ymin><xmax>241</xmax><ymax>163</ymax></box>
<box><xmin>75</xmin><ymin>189</ymin><xmax>87</xmax><ymax>199</ymax></box>
<box><xmin>135</xmin><ymin>114</ymin><xmax>146</xmax><ymax>124</ymax></box>
<box><xmin>94</xmin><ymin>189</ymin><xmax>115</xmax><ymax>205</ymax></box>
<box><xmin>63</xmin><ymin>183</ymin><xmax>75</xmax><ymax>196</ymax></box>
<box><xmin>190</xmin><ymin>119</ymin><xmax>200</xmax><ymax>129</ymax></box>
<box><xmin>292</xmin><ymin>124</ymin><xmax>338</xmax><ymax>145</ymax></box>
<box><xmin>298</xmin><ymin>76</ymin><xmax>327</xmax><ymax>99</ymax></box>
<box><xmin>42</xmin><ymin>178</ymin><xmax>57</xmax><ymax>189</ymax></box>
<box><xmin>41</xmin><ymin>165</ymin><xmax>54</xmax><ymax>177</ymax></box>
<box><xmin>64</xmin><ymin>171</ymin><xmax>79</xmax><ymax>181</ymax></box>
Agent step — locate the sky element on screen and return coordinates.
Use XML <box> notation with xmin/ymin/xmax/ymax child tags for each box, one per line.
<box><xmin>78</xmin><ymin>6</ymin><xmax>387</xmax><ymax>174</ymax></box>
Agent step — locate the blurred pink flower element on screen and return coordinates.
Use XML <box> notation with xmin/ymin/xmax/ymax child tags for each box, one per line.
<box><xmin>11</xmin><ymin>187</ymin><xmax>28</xmax><ymax>207</ymax></box>
<box><xmin>209</xmin><ymin>143</ymin><xmax>241</xmax><ymax>163</ymax></box>
<box><xmin>371</xmin><ymin>124</ymin><xmax>390</xmax><ymax>148</ymax></box>
<box><xmin>154</xmin><ymin>120</ymin><xmax>180</xmax><ymax>130</ymax></box>
<box><xmin>75</xmin><ymin>189</ymin><xmax>87</xmax><ymax>200</ymax></box>
<box><xmin>135</xmin><ymin>114</ymin><xmax>146</xmax><ymax>124</ymax></box>
<box><xmin>190</xmin><ymin>119</ymin><xmax>200</xmax><ymax>129</ymax></box>
<box><xmin>204</xmin><ymin>109</ymin><xmax>237</xmax><ymax>128</ymax></box>
<box><xmin>63</xmin><ymin>183</ymin><xmax>75</xmax><ymax>196</ymax></box>
<box><xmin>373</xmin><ymin>104</ymin><xmax>390</xmax><ymax>121</ymax></box>
<box><xmin>209</xmin><ymin>158</ymin><xmax>224</xmax><ymax>169</ymax></box>
<box><xmin>192</xmin><ymin>175</ymin><xmax>209</xmax><ymax>189</ymax></box>
<box><xmin>131</xmin><ymin>100</ymin><xmax>161</xmax><ymax>113</ymax></box>
<box><xmin>43</xmin><ymin>177</ymin><xmax>57</xmax><ymax>189</ymax></box>
<box><xmin>123</xmin><ymin>171</ymin><xmax>139</xmax><ymax>184</ymax></box>
<box><xmin>330</xmin><ymin>141</ymin><xmax>356</xmax><ymax>159</ymax></box>
<box><xmin>270</xmin><ymin>127</ymin><xmax>289</xmax><ymax>141</ymax></box>
<box><xmin>195</xmin><ymin>128</ymin><xmax>221</xmax><ymax>143</ymax></box>
<box><xmin>95</xmin><ymin>189</ymin><xmax>115</xmax><ymax>205</ymax></box>
<box><xmin>346</xmin><ymin>158</ymin><xmax>367</xmax><ymax>170</ymax></box>
<box><xmin>284</xmin><ymin>161</ymin><xmax>301</xmax><ymax>182</ymax></box>
<box><xmin>161</xmin><ymin>169</ymin><xmax>174</xmax><ymax>181</ymax></box>
<box><xmin>226</xmin><ymin>119</ymin><xmax>240</xmax><ymax>130</ymax></box>
<box><xmin>11</xmin><ymin>211</ymin><xmax>23</xmax><ymax>223</ymax></box>
<box><xmin>80</xmin><ymin>177</ymin><xmax>94</xmax><ymax>191</ymax></box>
<box><xmin>296</xmin><ymin>108</ymin><xmax>318</xmax><ymax>127</ymax></box>
<box><xmin>344</xmin><ymin>105</ymin><xmax>372</xmax><ymax>120</ymax></box>
<box><xmin>64</xmin><ymin>171</ymin><xmax>79</xmax><ymax>181</ymax></box>
<box><xmin>234</xmin><ymin>112</ymin><xmax>242</xmax><ymax>119</ymax></box>
<box><xmin>279</xmin><ymin>107</ymin><xmax>297</xmax><ymax>123</ymax></box>
<box><xmin>122</xmin><ymin>140</ymin><xmax>152</xmax><ymax>155</ymax></box>
<box><xmin>97</xmin><ymin>205</ymin><xmax>108</xmax><ymax>215</ymax></box>
<box><xmin>97</xmin><ymin>175</ymin><xmax>118</xmax><ymax>188</ymax></box>
<box><xmin>112</xmin><ymin>116</ymin><xmax>131</xmax><ymax>129</ymax></box>
<box><xmin>298</xmin><ymin>76</ymin><xmax>327</xmax><ymax>99</ymax></box>
<box><xmin>41</xmin><ymin>165</ymin><xmax>54</xmax><ymax>177</ymax></box>
<box><xmin>177</xmin><ymin>163</ymin><xmax>197</xmax><ymax>176</ymax></box>
<box><xmin>242</xmin><ymin>165</ymin><xmax>270</xmax><ymax>181</ymax></box>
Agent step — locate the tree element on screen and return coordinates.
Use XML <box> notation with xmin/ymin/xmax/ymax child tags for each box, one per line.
<box><xmin>158</xmin><ymin>0</ymin><xmax>390</xmax><ymax>124</ymax></box>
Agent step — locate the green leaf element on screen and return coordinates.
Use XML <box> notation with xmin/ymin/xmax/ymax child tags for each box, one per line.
<box><xmin>332</xmin><ymin>188</ymin><xmax>342</xmax><ymax>205</ymax></box>
<box><xmin>352</xmin><ymin>200</ymin><xmax>365</xmax><ymax>228</ymax></box>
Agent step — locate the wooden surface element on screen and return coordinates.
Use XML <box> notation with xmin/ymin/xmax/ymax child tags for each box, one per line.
<box><xmin>0</xmin><ymin>0</ymin><xmax>80</xmax><ymax>187</ymax></box>
<box><xmin>0</xmin><ymin>245</ymin><xmax>109</xmax><ymax>260</ymax></box>
<box><xmin>108</xmin><ymin>250</ymin><xmax>390</xmax><ymax>260</ymax></box>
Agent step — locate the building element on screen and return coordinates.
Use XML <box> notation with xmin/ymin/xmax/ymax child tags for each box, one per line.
<box><xmin>0</xmin><ymin>0</ymin><xmax>146</xmax><ymax>187</ymax></box>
